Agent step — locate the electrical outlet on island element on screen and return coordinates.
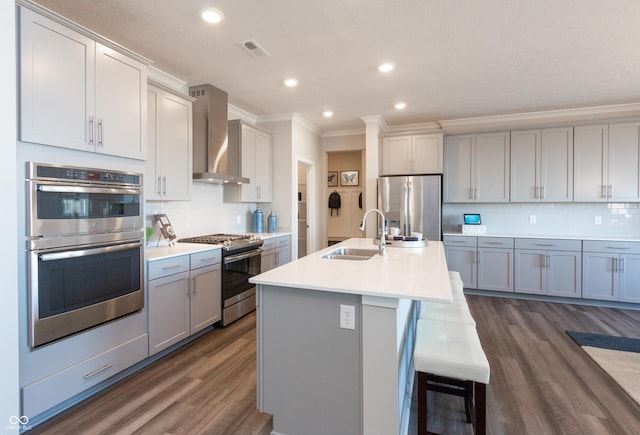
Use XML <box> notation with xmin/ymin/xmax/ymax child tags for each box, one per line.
<box><xmin>340</xmin><ymin>304</ymin><xmax>356</xmax><ymax>330</ymax></box>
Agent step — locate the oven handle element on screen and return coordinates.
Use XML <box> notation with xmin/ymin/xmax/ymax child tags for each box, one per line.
<box><xmin>39</xmin><ymin>241</ymin><xmax>142</xmax><ymax>261</ymax></box>
<box><xmin>37</xmin><ymin>185</ymin><xmax>142</xmax><ymax>195</ymax></box>
<box><xmin>224</xmin><ymin>249</ymin><xmax>262</xmax><ymax>264</ymax></box>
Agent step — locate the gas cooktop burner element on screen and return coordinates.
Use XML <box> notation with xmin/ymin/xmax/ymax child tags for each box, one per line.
<box><xmin>178</xmin><ymin>233</ymin><xmax>263</xmax><ymax>252</ymax></box>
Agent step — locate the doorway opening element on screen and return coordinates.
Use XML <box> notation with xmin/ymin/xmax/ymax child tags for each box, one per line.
<box><xmin>297</xmin><ymin>160</ymin><xmax>312</xmax><ymax>257</ymax></box>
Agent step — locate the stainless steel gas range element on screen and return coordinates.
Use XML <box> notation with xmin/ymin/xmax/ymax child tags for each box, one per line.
<box><xmin>179</xmin><ymin>234</ymin><xmax>263</xmax><ymax>326</ymax></box>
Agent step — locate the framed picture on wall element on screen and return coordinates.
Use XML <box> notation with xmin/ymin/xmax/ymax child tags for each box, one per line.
<box><xmin>340</xmin><ymin>170</ymin><xmax>359</xmax><ymax>186</ymax></box>
<box><xmin>328</xmin><ymin>171</ymin><xmax>338</xmax><ymax>187</ymax></box>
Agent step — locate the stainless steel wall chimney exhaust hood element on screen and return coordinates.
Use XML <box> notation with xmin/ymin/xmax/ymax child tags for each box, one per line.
<box><xmin>190</xmin><ymin>84</ymin><xmax>250</xmax><ymax>184</ymax></box>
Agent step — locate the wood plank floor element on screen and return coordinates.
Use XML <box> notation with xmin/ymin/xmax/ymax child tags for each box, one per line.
<box><xmin>30</xmin><ymin>312</ymin><xmax>272</xmax><ymax>435</ymax></box>
<box><xmin>31</xmin><ymin>296</ymin><xmax>640</xmax><ymax>435</ymax></box>
<box><xmin>409</xmin><ymin>295</ymin><xmax>640</xmax><ymax>435</ymax></box>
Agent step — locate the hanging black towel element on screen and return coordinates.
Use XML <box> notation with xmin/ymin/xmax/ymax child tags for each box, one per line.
<box><xmin>328</xmin><ymin>191</ymin><xmax>341</xmax><ymax>216</ymax></box>
<box><xmin>358</xmin><ymin>192</ymin><xmax>362</xmax><ymax>209</ymax></box>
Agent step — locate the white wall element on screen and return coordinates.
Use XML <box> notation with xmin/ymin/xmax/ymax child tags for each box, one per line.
<box><xmin>292</xmin><ymin>118</ymin><xmax>322</xmax><ymax>256</ymax></box>
<box><xmin>4</xmin><ymin>1</ymin><xmax>20</xmax><ymax>431</ymax></box>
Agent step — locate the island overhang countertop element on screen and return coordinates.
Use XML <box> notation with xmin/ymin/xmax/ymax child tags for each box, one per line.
<box><xmin>250</xmin><ymin>237</ymin><xmax>452</xmax><ymax>303</ymax></box>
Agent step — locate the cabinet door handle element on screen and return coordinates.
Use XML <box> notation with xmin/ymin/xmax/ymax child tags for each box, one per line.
<box><xmin>619</xmin><ymin>257</ymin><xmax>625</xmax><ymax>272</ymax></box>
<box><xmin>83</xmin><ymin>363</ymin><xmax>113</xmax><ymax>379</ymax></box>
<box><xmin>540</xmin><ymin>186</ymin><xmax>545</xmax><ymax>199</ymax></box>
<box><xmin>157</xmin><ymin>176</ymin><xmax>162</xmax><ymax>195</ymax></box>
<box><xmin>199</xmin><ymin>256</ymin><xmax>219</xmax><ymax>263</ymax></box>
<box><xmin>161</xmin><ymin>264</ymin><xmax>183</xmax><ymax>270</ymax></box>
<box><xmin>89</xmin><ymin>116</ymin><xmax>94</xmax><ymax>145</ymax></box>
<box><xmin>162</xmin><ymin>176</ymin><xmax>167</xmax><ymax>195</ymax></box>
<box><xmin>613</xmin><ymin>257</ymin><xmax>618</xmax><ymax>272</ymax></box>
<box><xmin>191</xmin><ymin>277</ymin><xmax>196</xmax><ymax>295</ymax></box>
<box><xmin>608</xmin><ymin>185</ymin><xmax>613</xmax><ymax>198</ymax></box>
<box><xmin>97</xmin><ymin>118</ymin><xmax>104</xmax><ymax>147</ymax></box>
<box><xmin>546</xmin><ymin>254</ymin><xmax>551</xmax><ymax>268</ymax></box>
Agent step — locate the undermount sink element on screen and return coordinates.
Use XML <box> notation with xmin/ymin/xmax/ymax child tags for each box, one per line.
<box><xmin>321</xmin><ymin>247</ymin><xmax>379</xmax><ymax>261</ymax></box>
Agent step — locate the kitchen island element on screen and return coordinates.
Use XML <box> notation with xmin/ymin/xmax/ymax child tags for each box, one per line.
<box><xmin>250</xmin><ymin>238</ymin><xmax>451</xmax><ymax>435</ymax></box>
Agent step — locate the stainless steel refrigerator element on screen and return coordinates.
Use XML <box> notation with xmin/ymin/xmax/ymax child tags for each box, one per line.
<box><xmin>377</xmin><ymin>175</ymin><xmax>442</xmax><ymax>241</ymax></box>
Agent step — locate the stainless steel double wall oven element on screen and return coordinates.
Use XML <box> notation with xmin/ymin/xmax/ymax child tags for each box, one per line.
<box><xmin>26</xmin><ymin>162</ymin><xmax>144</xmax><ymax>348</ymax></box>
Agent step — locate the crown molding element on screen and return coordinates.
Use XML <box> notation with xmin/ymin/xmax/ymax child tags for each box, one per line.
<box><xmin>228</xmin><ymin>104</ymin><xmax>258</xmax><ymax>124</ymax></box>
<box><xmin>322</xmin><ymin>128</ymin><xmax>365</xmax><ymax>138</ymax></box>
<box><xmin>360</xmin><ymin>115</ymin><xmax>388</xmax><ymax>132</ymax></box>
<box><xmin>256</xmin><ymin>112</ymin><xmax>321</xmax><ymax>135</ymax></box>
<box><xmin>439</xmin><ymin>103</ymin><xmax>640</xmax><ymax>134</ymax></box>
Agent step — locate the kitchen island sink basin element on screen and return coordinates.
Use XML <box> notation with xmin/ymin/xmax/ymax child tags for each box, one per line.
<box><xmin>321</xmin><ymin>247</ymin><xmax>379</xmax><ymax>260</ymax></box>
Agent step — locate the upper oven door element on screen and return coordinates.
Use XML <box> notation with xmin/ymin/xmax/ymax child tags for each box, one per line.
<box><xmin>27</xmin><ymin>180</ymin><xmax>143</xmax><ymax>238</ymax></box>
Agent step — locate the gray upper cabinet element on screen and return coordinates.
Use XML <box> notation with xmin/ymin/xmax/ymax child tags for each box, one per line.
<box><xmin>510</xmin><ymin>128</ymin><xmax>573</xmax><ymax>202</ymax></box>
<box><xmin>381</xmin><ymin>134</ymin><xmax>443</xmax><ymax>175</ymax></box>
<box><xmin>443</xmin><ymin>132</ymin><xmax>510</xmax><ymax>202</ymax></box>
<box><xmin>19</xmin><ymin>6</ymin><xmax>147</xmax><ymax>159</ymax></box>
<box><xmin>224</xmin><ymin>120</ymin><xmax>272</xmax><ymax>202</ymax></box>
<box><xmin>574</xmin><ymin>122</ymin><xmax>640</xmax><ymax>202</ymax></box>
<box><xmin>146</xmin><ymin>84</ymin><xmax>193</xmax><ymax>201</ymax></box>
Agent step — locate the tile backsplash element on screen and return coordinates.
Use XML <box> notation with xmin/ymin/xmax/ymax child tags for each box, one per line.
<box><xmin>443</xmin><ymin>202</ymin><xmax>640</xmax><ymax>238</ymax></box>
<box><xmin>144</xmin><ymin>183</ymin><xmax>260</xmax><ymax>241</ymax></box>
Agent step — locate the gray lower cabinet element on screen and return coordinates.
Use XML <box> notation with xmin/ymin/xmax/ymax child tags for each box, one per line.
<box><xmin>443</xmin><ymin>235</ymin><xmax>478</xmax><ymax>288</ymax></box>
<box><xmin>582</xmin><ymin>241</ymin><xmax>640</xmax><ymax>303</ymax></box>
<box><xmin>275</xmin><ymin>235</ymin><xmax>291</xmax><ymax>267</ymax></box>
<box><xmin>261</xmin><ymin>237</ymin><xmax>276</xmax><ymax>273</ymax></box>
<box><xmin>514</xmin><ymin>239</ymin><xmax>582</xmax><ymax>298</ymax></box>
<box><xmin>148</xmin><ymin>249</ymin><xmax>221</xmax><ymax>355</ymax></box>
<box><xmin>262</xmin><ymin>235</ymin><xmax>291</xmax><ymax>273</ymax></box>
<box><xmin>478</xmin><ymin>237</ymin><xmax>514</xmax><ymax>292</ymax></box>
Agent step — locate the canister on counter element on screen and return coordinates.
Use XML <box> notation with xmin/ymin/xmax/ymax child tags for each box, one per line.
<box><xmin>267</xmin><ymin>209</ymin><xmax>278</xmax><ymax>233</ymax></box>
<box><xmin>253</xmin><ymin>206</ymin><xmax>264</xmax><ymax>233</ymax></box>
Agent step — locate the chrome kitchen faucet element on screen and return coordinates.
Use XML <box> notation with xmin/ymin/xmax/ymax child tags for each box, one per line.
<box><xmin>360</xmin><ymin>209</ymin><xmax>387</xmax><ymax>256</ymax></box>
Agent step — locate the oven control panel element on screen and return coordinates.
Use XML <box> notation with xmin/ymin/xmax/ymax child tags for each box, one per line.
<box><xmin>30</xmin><ymin>162</ymin><xmax>141</xmax><ymax>186</ymax></box>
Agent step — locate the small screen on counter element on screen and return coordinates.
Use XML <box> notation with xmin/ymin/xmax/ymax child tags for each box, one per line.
<box><xmin>464</xmin><ymin>214</ymin><xmax>481</xmax><ymax>225</ymax></box>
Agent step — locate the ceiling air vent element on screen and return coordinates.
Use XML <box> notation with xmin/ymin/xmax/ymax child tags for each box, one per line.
<box><xmin>239</xmin><ymin>40</ymin><xmax>270</xmax><ymax>57</ymax></box>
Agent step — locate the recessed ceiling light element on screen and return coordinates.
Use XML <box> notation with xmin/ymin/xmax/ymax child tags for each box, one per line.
<box><xmin>284</xmin><ymin>78</ymin><xmax>298</xmax><ymax>87</ymax></box>
<box><xmin>323</xmin><ymin>111</ymin><xmax>334</xmax><ymax>118</ymax></box>
<box><xmin>378</xmin><ymin>62</ymin><xmax>395</xmax><ymax>73</ymax></box>
<box><xmin>395</xmin><ymin>102</ymin><xmax>407</xmax><ymax>110</ymax></box>
<box><xmin>201</xmin><ymin>8</ymin><xmax>224</xmax><ymax>24</ymax></box>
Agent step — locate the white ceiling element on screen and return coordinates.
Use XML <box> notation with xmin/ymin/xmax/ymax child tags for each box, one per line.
<box><xmin>31</xmin><ymin>0</ymin><xmax>640</xmax><ymax>134</ymax></box>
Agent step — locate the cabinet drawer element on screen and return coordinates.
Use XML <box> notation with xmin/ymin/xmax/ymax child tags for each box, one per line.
<box><xmin>583</xmin><ymin>240</ymin><xmax>640</xmax><ymax>254</ymax></box>
<box><xmin>478</xmin><ymin>237</ymin><xmax>514</xmax><ymax>249</ymax></box>
<box><xmin>22</xmin><ymin>334</ymin><xmax>148</xmax><ymax>418</ymax></box>
<box><xmin>147</xmin><ymin>255</ymin><xmax>190</xmax><ymax>280</ymax></box>
<box><xmin>515</xmin><ymin>238</ymin><xmax>581</xmax><ymax>251</ymax></box>
<box><xmin>261</xmin><ymin>237</ymin><xmax>276</xmax><ymax>250</ymax></box>
<box><xmin>277</xmin><ymin>235</ymin><xmax>291</xmax><ymax>247</ymax></box>
<box><xmin>191</xmin><ymin>249</ymin><xmax>222</xmax><ymax>269</ymax></box>
<box><xmin>443</xmin><ymin>235</ymin><xmax>477</xmax><ymax>247</ymax></box>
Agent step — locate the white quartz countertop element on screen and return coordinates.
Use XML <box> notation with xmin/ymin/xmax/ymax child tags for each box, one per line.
<box><xmin>146</xmin><ymin>243</ymin><xmax>222</xmax><ymax>261</ymax></box>
<box><xmin>443</xmin><ymin>232</ymin><xmax>640</xmax><ymax>242</ymax></box>
<box><xmin>250</xmin><ymin>238</ymin><xmax>452</xmax><ymax>303</ymax></box>
<box><xmin>146</xmin><ymin>232</ymin><xmax>292</xmax><ymax>261</ymax></box>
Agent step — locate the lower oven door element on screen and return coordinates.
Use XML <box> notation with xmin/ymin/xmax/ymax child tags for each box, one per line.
<box><xmin>29</xmin><ymin>237</ymin><xmax>144</xmax><ymax>348</ymax></box>
<box><xmin>222</xmin><ymin>249</ymin><xmax>262</xmax><ymax>325</ymax></box>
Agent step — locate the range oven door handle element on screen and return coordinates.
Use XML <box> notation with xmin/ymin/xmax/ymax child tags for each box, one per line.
<box><xmin>37</xmin><ymin>185</ymin><xmax>142</xmax><ymax>195</ymax></box>
<box><xmin>224</xmin><ymin>249</ymin><xmax>263</xmax><ymax>264</ymax></box>
<box><xmin>39</xmin><ymin>241</ymin><xmax>142</xmax><ymax>261</ymax></box>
